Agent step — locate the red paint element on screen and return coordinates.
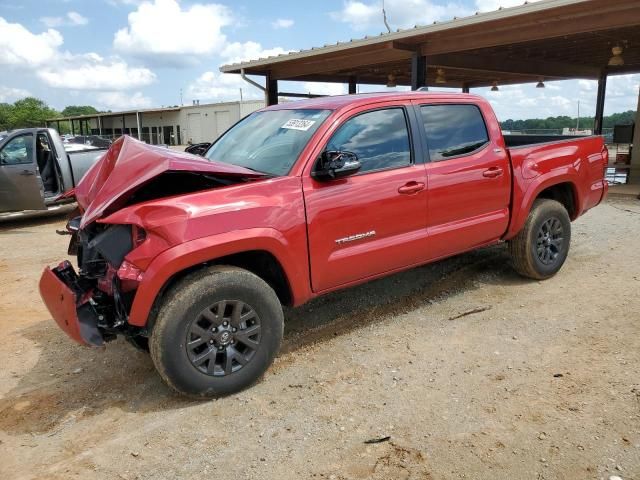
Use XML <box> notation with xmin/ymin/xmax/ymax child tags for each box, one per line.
<box><xmin>39</xmin><ymin>264</ymin><xmax>90</xmax><ymax>346</ymax></box>
<box><xmin>75</xmin><ymin>136</ymin><xmax>265</xmax><ymax>227</ymax></box>
<box><xmin>40</xmin><ymin>92</ymin><xmax>607</xmax><ymax>339</ymax></box>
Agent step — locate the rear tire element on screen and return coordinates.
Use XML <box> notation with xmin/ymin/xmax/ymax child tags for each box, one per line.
<box><xmin>150</xmin><ymin>266</ymin><xmax>284</xmax><ymax>398</ymax></box>
<box><xmin>508</xmin><ymin>199</ymin><xmax>571</xmax><ymax>280</ymax></box>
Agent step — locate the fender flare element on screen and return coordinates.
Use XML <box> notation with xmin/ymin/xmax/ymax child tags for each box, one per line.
<box><xmin>127</xmin><ymin>228</ymin><xmax>310</xmax><ymax>327</ymax></box>
<box><xmin>505</xmin><ymin>170</ymin><xmax>580</xmax><ymax>239</ymax></box>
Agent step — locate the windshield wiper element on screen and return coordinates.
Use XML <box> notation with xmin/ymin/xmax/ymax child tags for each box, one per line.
<box><xmin>239</xmin><ymin>165</ymin><xmax>274</xmax><ymax>177</ymax></box>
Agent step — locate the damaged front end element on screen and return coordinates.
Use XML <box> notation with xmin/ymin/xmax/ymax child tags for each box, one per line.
<box><xmin>39</xmin><ymin>136</ymin><xmax>267</xmax><ymax>348</ymax></box>
<box><xmin>40</xmin><ymin>219</ymin><xmax>146</xmax><ymax>347</ymax></box>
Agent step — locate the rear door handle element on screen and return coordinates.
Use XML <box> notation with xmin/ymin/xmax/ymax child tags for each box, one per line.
<box><xmin>19</xmin><ymin>170</ymin><xmax>35</xmax><ymax>176</ymax></box>
<box><xmin>482</xmin><ymin>167</ymin><xmax>503</xmax><ymax>178</ymax></box>
<box><xmin>398</xmin><ymin>181</ymin><xmax>425</xmax><ymax>195</ymax></box>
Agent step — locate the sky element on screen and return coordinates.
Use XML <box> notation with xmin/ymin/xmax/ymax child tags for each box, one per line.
<box><xmin>0</xmin><ymin>0</ymin><xmax>638</xmax><ymax>121</ymax></box>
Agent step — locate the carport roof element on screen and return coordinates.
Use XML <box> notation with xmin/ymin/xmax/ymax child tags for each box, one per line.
<box><xmin>46</xmin><ymin>106</ymin><xmax>181</xmax><ymax>122</ymax></box>
<box><xmin>220</xmin><ymin>0</ymin><xmax>640</xmax><ymax>88</ymax></box>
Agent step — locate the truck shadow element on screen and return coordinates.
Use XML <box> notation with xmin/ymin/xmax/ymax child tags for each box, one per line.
<box><xmin>0</xmin><ymin>204</ymin><xmax>76</xmax><ymax>230</ymax></box>
<box><xmin>0</xmin><ymin>244</ymin><xmax>527</xmax><ymax>436</ymax></box>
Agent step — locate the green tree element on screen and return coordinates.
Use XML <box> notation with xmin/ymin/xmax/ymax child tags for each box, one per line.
<box><xmin>8</xmin><ymin>97</ymin><xmax>59</xmax><ymax>129</ymax></box>
<box><xmin>0</xmin><ymin>103</ymin><xmax>13</xmax><ymax>131</ymax></box>
<box><xmin>61</xmin><ymin>105</ymin><xmax>99</xmax><ymax>117</ymax></box>
<box><xmin>500</xmin><ymin>110</ymin><xmax>636</xmax><ymax>132</ymax></box>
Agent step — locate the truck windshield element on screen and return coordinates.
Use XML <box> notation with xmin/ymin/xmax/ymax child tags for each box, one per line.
<box><xmin>204</xmin><ymin>109</ymin><xmax>331</xmax><ymax>176</ymax></box>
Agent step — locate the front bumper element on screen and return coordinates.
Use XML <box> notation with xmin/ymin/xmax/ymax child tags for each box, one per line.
<box><xmin>39</xmin><ymin>261</ymin><xmax>104</xmax><ymax>347</ymax></box>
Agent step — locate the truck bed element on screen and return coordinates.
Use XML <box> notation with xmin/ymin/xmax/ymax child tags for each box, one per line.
<box><xmin>503</xmin><ymin>134</ymin><xmax>589</xmax><ymax>148</ymax></box>
<box><xmin>504</xmin><ymin>134</ymin><xmax>607</xmax><ymax>239</ymax></box>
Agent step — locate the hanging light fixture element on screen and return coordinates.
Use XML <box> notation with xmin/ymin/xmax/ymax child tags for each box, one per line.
<box><xmin>608</xmin><ymin>45</ymin><xmax>625</xmax><ymax>66</ymax></box>
<box><xmin>491</xmin><ymin>81</ymin><xmax>499</xmax><ymax>92</ymax></box>
<box><xmin>536</xmin><ymin>77</ymin><xmax>545</xmax><ymax>88</ymax></box>
<box><xmin>386</xmin><ymin>72</ymin><xmax>397</xmax><ymax>88</ymax></box>
<box><xmin>435</xmin><ymin>68</ymin><xmax>447</xmax><ymax>84</ymax></box>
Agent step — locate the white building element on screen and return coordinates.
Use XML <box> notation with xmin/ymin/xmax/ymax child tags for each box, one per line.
<box><xmin>47</xmin><ymin>100</ymin><xmax>265</xmax><ymax>145</ymax></box>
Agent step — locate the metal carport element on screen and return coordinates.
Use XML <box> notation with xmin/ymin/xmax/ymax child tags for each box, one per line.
<box><xmin>220</xmin><ymin>0</ymin><xmax>640</xmax><ymax>183</ymax></box>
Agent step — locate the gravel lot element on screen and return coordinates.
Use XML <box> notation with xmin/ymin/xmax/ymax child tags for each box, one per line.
<box><xmin>1</xmin><ymin>197</ymin><xmax>639</xmax><ymax>480</ymax></box>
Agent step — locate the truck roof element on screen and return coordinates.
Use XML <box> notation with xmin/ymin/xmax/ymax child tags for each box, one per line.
<box><xmin>265</xmin><ymin>91</ymin><xmax>485</xmax><ymax>112</ymax></box>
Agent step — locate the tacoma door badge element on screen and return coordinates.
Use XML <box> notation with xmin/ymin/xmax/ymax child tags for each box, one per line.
<box><xmin>335</xmin><ymin>230</ymin><xmax>376</xmax><ymax>245</ymax></box>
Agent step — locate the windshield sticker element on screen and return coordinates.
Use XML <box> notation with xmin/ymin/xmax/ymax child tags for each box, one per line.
<box><xmin>281</xmin><ymin>119</ymin><xmax>316</xmax><ymax>131</ymax></box>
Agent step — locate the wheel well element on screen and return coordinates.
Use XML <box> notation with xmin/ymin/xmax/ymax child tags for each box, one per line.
<box><xmin>211</xmin><ymin>250</ymin><xmax>292</xmax><ymax>306</ymax></box>
<box><xmin>143</xmin><ymin>250</ymin><xmax>292</xmax><ymax>333</ymax></box>
<box><xmin>536</xmin><ymin>183</ymin><xmax>577</xmax><ymax>219</ymax></box>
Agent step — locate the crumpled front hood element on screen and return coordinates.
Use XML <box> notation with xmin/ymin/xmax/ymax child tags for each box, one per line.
<box><xmin>76</xmin><ymin>136</ymin><xmax>265</xmax><ymax>228</ymax></box>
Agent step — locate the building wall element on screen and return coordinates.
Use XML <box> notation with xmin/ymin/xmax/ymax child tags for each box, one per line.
<box><xmin>178</xmin><ymin>100</ymin><xmax>263</xmax><ymax>144</ymax></box>
<box><xmin>74</xmin><ymin>100</ymin><xmax>264</xmax><ymax>145</ymax></box>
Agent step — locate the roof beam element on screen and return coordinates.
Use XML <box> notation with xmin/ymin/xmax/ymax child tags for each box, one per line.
<box><xmin>429</xmin><ymin>53</ymin><xmax>600</xmax><ymax>79</ymax></box>
<box><xmin>420</xmin><ymin>3</ymin><xmax>640</xmax><ymax>56</ymax></box>
<box><xmin>270</xmin><ymin>46</ymin><xmax>412</xmax><ymax>80</ymax></box>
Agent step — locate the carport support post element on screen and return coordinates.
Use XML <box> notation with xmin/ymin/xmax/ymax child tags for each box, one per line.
<box><xmin>136</xmin><ymin>111</ymin><xmax>142</xmax><ymax>141</ymax></box>
<box><xmin>628</xmin><ymin>90</ymin><xmax>640</xmax><ymax>185</ymax></box>
<box><xmin>266</xmin><ymin>73</ymin><xmax>278</xmax><ymax>106</ymax></box>
<box><xmin>70</xmin><ymin>120</ymin><xmax>75</xmax><ymax>136</ymax></box>
<box><xmin>348</xmin><ymin>76</ymin><xmax>357</xmax><ymax>94</ymax></box>
<box><xmin>411</xmin><ymin>53</ymin><xmax>427</xmax><ymax>91</ymax></box>
<box><xmin>98</xmin><ymin>116</ymin><xmax>103</xmax><ymax>136</ymax></box>
<box><xmin>594</xmin><ymin>71</ymin><xmax>607</xmax><ymax>135</ymax></box>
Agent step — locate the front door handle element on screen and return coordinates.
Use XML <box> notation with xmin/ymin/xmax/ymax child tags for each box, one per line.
<box><xmin>482</xmin><ymin>167</ymin><xmax>504</xmax><ymax>178</ymax></box>
<box><xmin>398</xmin><ymin>181</ymin><xmax>425</xmax><ymax>195</ymax></box>
<box><xmin>19</xmin><ymin>170</ymin><xmax>35</xmax><ymax>176</ymax></box>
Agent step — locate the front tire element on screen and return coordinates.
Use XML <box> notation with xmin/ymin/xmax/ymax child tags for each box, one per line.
<box><xmin>509</xmin><ymin>199</ymin><xmax>571</xmax><ymax>280</ymax></box>
<box><xmin>150</xmin><ymin>266</ymin><xmax>284</xmax><ymax>398</ymax></box>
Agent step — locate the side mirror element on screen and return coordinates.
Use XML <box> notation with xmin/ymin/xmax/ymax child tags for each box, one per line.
<box><xmin>312</xmin><ymin>150</ymin><xmax>361</xmax><ymax>181</ymax></box>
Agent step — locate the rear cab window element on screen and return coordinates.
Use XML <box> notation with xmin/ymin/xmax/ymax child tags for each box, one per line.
<box><xmin>419</xmin><ymin>104</ymin><xmax>489</xmax><ymax>161</ymax></box>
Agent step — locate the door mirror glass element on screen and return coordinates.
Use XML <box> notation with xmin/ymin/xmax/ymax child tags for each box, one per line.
<box><xmin>313</xmin><ymin>150</ymin><xmax>361</xmax><ymax>181</ymax></box>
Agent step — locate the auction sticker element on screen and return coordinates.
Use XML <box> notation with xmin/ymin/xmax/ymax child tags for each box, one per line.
<box><xmin>281</xmin><ymin>119</ymin><xmax>316</xmax><ymax>131</ymax></box>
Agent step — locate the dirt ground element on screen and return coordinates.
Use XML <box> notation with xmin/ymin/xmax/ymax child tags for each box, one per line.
<box><xmin>0</xmin><ymin>197</ymin><xmax>639</xmax><ymax>480</ymax></box>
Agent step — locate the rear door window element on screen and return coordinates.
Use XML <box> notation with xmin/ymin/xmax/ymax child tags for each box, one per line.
<box><xmin>420</xmin><ymin>105</ymin><xmax>489</xmax><ymax>161</ymax></box>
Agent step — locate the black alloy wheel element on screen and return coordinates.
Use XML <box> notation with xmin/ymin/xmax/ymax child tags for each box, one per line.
<box><xmin>535</xmin><ymin>217</ymin><xmax>564</xmax><ymax>266</ymax></box>
<box><xmin>508</xmin><ymin>198</ymin><xmax>571</xmax><ymax>280</ymax></box>
<box><xmin>186</xmin><ymin>300</ymin><xmax>261</xmax><ymax>376</ymax></box>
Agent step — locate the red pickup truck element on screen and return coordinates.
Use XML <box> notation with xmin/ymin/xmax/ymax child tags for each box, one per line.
<box><xmin>39</xmin><ymin>92</ymin><xmax>608</xmax><ymax>397</ymax></box>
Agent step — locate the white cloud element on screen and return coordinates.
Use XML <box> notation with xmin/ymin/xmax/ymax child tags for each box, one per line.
<box><xmin>0</xmin><ymin>85</ymin><xmax>31</xmax><ymax>103</ymax></box>
<box><xmin>578</xmin><ymin>79</ymin><xmax>595</xmax><ymax>91</ymax></box>
<box><xmin>221</xmin><ymin>41</ymin><xmax>290</xmax><ymax>65</ymax></box>
<box><xmin>187</xmin><ymin>71</ymin><xmax>264</xmax><ymax>102</ymax></box>
<box><xmin>113</xmin><ymin>0</ymin><xmax>231</xmax><ymax>65</ymax></box>
<box><xmin>301</xmin><ymin>82</ymin><xmax>347</xmax><ymax>96</ymax></box>
<box><xmin>68</xmin><ymin>12</ymin><xmax>88</xmax><ymax>25</ymax></box>
<box><xmin>0</xmin><ymin>17</ymin><xmax>155</xmax><ymax>92</ymax></box>
<box><xmin>38</xmin><ymin>53</ymin><xmax>156</xmax><ymax>90</ymax></box>
<box><xmin>331</xmin><ymin>0</ymin><xmax>472</xmax><ymax>31</ymax></box>
<box><xmin>474</xmin><ymin>0</ymin><xmax>543</xmax><ymax>13</ymax></box>
<box><xmin>0</xmin><ymin>17</ymin><xmax>63</xmax><ymax>67</ymax></box>
<box><xmin>331</xmin><ymin>0</ymin><xmax>547</xmax><ymax>30</ymax></box>
<box><xmin>476</xmin><ymin>75</ymin><xmax>639</xmax><ymax>120</ymax></box>
<box><xmin>272</xmin><ymin>18</ymin><xmax>294</xmax><ymax>29</ymax></box>
<box><xmin>40</xmin><ymin>11</ymin><xmax>89</xmax><ymax>28</ymax></box>
<box><xmin>107</xmin><ymin>0</ymin><xmax>143</xmax><ymax>5</ymax></box>
<box><xmin>96</xmin><ymin>91</ymin><xmax>153</xmax><ymax>110</ymax></box>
